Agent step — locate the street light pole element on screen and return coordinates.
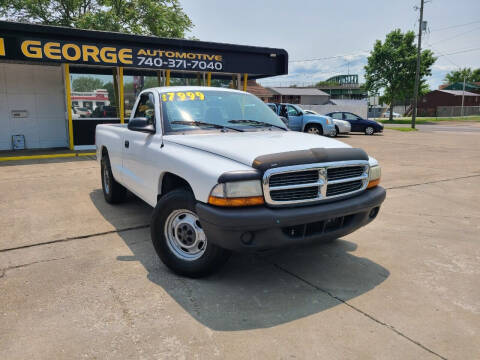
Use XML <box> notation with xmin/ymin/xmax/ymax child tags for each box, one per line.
<box><xmin>412</xmin><ymin>0</ymin><xmax>424</xmax><ymax>129</ymax></box>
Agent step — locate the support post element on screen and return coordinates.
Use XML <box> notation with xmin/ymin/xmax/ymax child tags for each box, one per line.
<box><xmin>412</xmin><ymin>0</ymin><xmax>424</xmax><ymax>129</ymax></box>
<box><xmin>207</xmin><ymin>72</ymin><xmax>211</xmax><ymax>86</ymax></box>
<box><xmin>243</xmin><ymin>73</ymin><xmax>248</xmax><ymax>92</ymax></box>
<box><xmin>461</xmin><ymin>75</ymin><xmax>466</xmax><ymax>117</ymax></box>
<box><xmin>166</xmin><ymin>70</ymin><xmax>171</xmax><ymax>86</ymax></box>
<box><xmin>117</xmin><ymin>67</ymin><xmax>125</xmax><ymax>124</ymax></box>
<box><xmin>63</xmin><ymin>64</ymin><xmax>74</xmax><ymax>150</ymax></box>
<box><xmin>157</xmin><ymin>71</ymin><xmax>162</xmax><ymax>86</ymax></box>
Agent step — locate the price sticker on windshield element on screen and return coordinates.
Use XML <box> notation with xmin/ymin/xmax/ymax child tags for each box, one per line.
<box><xmin>161</xmin><ymin>92</ymin><xmax>205</xmax><ymax>102</ymax></box>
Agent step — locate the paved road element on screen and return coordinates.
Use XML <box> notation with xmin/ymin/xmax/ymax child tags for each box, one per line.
<box><xmin>1</xmin><ymin>129</ymin><xmax>479</xmax><ymax>359</ymax></box>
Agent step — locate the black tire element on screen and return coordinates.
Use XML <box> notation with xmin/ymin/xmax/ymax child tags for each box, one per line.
<box><xmin>151</xmin><ymin>189</ymin><xmax>231</xmax><ymax>278</ymax></box>
<box><xmin>304</xmin><ymin>124</ymin><xmax>324</xmax><ymax>136</ymax></box>
<box><xmin>333</xmin><ymin>126</ymin><xmax>339</xmax><ymax>137</ymax></box>
<box><xmin>365</xmin><ymin>126</ymin><xmax>375</xmax><ymax>135</ymax></box>
<box><xmin>101</xmin><ymin>153</ymin><xmax>127</xmax><ymax>204</ymax></box>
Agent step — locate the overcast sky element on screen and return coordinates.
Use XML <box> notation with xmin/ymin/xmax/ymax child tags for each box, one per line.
<box><xmin>181</xmin><ymin>0</ymin><xmax>480</xmax><ymax>89</ymax></box>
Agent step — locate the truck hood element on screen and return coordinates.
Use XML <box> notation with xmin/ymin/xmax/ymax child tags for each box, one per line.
<box><xmin>165</xmin><ymin>130</ymin><xmax>350</xmax><ymax>166</ymax></box>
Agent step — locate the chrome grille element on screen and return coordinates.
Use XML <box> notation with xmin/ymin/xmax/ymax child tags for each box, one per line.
<box><xmin>326</xmin><ymin>180</ymin><xmax>363</xmax><ymax>196</ymax></box>
<box><xmin>263</xmin><ymin>161</ymin><xmax>369</xmax><ymax>206</ymax></box>
<box><xmin>327</xmin><ymin>166</ymin><xmax>364</xmax><ymax>180</ymax></box>
<box><xmin>271</xmin><ymin>186</ymin><xmax>318</xmax><ymax>201</ymax></box>
<box><xmin>269</xmin><ymin>170</ymin><xmax>319</xmax><ymax>187</ymax></box>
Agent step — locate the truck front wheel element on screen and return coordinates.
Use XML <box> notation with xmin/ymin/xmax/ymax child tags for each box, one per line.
<box><xmin>151</xmin><ymin>189</ymin><xmax>231</xmax><ymax>277</ymax></box>
<box><xmin>304</xmin><ymin>124</ymin><xmax>323</xmax><ymax>136</ymax></box>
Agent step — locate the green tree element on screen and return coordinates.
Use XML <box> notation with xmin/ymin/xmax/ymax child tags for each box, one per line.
<box><xmin>0</xmin><ymin>0</ymin><xmax>193</xmax><ymax>38</ymax></box>
<box><xmin>364</xmin><ymin>29</ymin><xmax>436</xmax><ymax>120</ymax></box>
<box><xmin>444</xmin><ymin>68</ymin><xmax>480</xmax><ymax>84</ymax></box>
<box><xmin>72</xmin><ymin>76</ymin><xmax>104</xmax><ymax>92</ymax></box>
<box><xmin>314</xmin><ymin>80</ymin><xmax>336</xmax><ymax>87</ymax></box>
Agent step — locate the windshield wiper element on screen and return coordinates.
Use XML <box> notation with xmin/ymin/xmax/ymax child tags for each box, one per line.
<box><xmin>228</xmin><ymin>119</ymin><xmax>287</xmax><ymax>131</ymax></box>
<box><xmin>171</xmin><ymin>120</ymin><xmax>244</xmax><ymax>132</ymax></box>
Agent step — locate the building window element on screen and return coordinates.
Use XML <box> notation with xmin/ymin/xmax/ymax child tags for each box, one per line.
<box><xmin>123</xmin><ymin>74</ymin><xmax>160</xmax><ymax>120</ymax></box>
<box><xmin>70</xmin><ymin>72</ymin><xmax>118</xmax><ymax>119</ymax></box>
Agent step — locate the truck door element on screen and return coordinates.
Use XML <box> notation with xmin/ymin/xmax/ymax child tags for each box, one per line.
<box><xmin>286</xmin><ymin>105</ymin><xmax>303</xmax><ymax>131</ymax></box>
<box><xmin>122</xmin><ymin>91</ymin><xmax>160</xmax><ymax>202</ymax></box>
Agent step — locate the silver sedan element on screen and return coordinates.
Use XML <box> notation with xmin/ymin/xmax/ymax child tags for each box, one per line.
<box><xmin>303</xmin><ymin>110</ymin><xmax>350</xmax><ymax>136</ymax></box>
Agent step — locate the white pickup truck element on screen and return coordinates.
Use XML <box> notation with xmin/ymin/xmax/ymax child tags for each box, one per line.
<box><xmin>96</xmin><ymin>87</ymin><xmax>385</xmax><ymax>277</ymax></box>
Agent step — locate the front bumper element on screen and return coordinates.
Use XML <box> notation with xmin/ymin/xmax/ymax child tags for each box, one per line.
<box><xmin>196</xmin><ymin>186</ymin><xmax>386</xmax><ymax>252</ymax></box>
<box><xmin>325</xmin><ymin>124</ymin><xmax>337</xmax><ymax>136</ymax></box>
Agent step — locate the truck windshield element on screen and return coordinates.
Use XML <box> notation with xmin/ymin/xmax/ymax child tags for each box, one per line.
<box><xmin>161</xmin><ymin>90</ymin><xmax>287</xmax><ymax>133</ymax></box>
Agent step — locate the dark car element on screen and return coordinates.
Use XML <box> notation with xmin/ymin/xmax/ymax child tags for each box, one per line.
<box><xmin>325</xmin><ymin>112</ymin><xmax>383</xmax><ymax>135</ymax></box>
<box><xmin>91</xmin><ymin>105</ymin><xmax>118</xmax><ymax>118</ymax></box>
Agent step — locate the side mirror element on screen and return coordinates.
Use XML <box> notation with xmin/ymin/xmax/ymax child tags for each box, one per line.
<box><xmin>128</xmin><ymin>117</ymin><xmax>155</xmax><ymax>133</ymax></box>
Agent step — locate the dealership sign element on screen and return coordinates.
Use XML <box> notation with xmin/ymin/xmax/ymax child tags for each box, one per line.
<box><xmin>0</xmin><ymin>37</ymin><xmax>224</xmax><ymax>72</ymax></box>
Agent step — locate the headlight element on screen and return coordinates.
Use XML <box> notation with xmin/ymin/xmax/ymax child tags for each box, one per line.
<box><xmin>326</xmin><ymin>117</ymin><xmax>332</xmax><ymax>125</ymax></box>
<box><xmin>209</xmin><ymin>180</ymin><xmax>264</xmax><ymax>206</ymax></box>
<box><xmin>367</xmin><ymin>165</ymin><xmax>381</xmax><ymax>188</ymax></box>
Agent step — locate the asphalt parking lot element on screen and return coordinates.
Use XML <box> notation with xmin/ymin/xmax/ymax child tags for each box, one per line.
<box><xmin>1</xmin><ymin>126</ymin><xmax>479</xmax><ymax>359</ymax></box>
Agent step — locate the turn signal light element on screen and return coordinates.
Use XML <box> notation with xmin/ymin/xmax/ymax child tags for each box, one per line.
<box><xmin>208</xmin><ymin>196</ymin><xmax>264</xmax><ymax>207</ymax></box>
<box><xmin>367</xmin><ymin>178</ymin><xmax>381</xmax><ymax>189</ymax></box>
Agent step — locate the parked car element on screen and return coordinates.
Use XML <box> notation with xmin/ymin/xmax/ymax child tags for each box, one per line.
<box><xmin>382</xmin><ymin>111</ymin><xmax>401</xmax><ymax>118</ymax></box>
<box><xmin>74</xmin><ymin>107</ymin><xmax>92</xmax><ymax>118</ymax></box>
<box><xmin>267</xmin><ymin>103</ymin><xmax>336</xmax><ymax>136</ymax></box>
<box><xmin>72</xmin><ymin>107</ymin><xmax>81</xmax><ymax>120</ymax></box>
<box><xmin>91</xmin><ymin>105</ymin><xmax>118</xmax><ymax>118</ymax></box>
<box><xmin>304</xmin><ymin>109</ymin><xmax>350</xmax><ymax>136</ymax></box>
<box><xmin>96</xmin><ymin>87</ymin><xmax>385</xmax><ymax>277</ymax></box>
<box><xmin>325</xmin><ymin>111</ymin><xmax>384</xmax><ymax>135</ymax></box>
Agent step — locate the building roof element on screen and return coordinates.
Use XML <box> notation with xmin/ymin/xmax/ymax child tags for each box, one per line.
<box><xmin>438</xmin><ymin>90</ymin><xmax>480</xmax><ymax>96</ymax></box>
<box><xmin>245</xmin><ymin>80</ymin><xmax>274</xmax><ymax>98</ymax></box>
<box><xmin>268</xmin><ymin>87</ymin><xmax>329</xmax><ymax>96</ymax></box>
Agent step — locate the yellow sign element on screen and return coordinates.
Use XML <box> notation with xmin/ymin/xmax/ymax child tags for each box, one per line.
<box><xmin>20</xmin><ymin>40</ymin><xmax>133</xmax><ymax>64</ymax></box>
<box><xmin>17</xmin><ymin>38</ymin><xmax>224</xmax><ymax>71</ymax></box>
<box><xmin>0</xmin><ymin>38</ymin><xmax>5</xmax><ymax>56</ymax></box>
<box><xmin>161</xmin><ymin>92</ymin><xmax>205</xmax><ymax>102</ymax></box>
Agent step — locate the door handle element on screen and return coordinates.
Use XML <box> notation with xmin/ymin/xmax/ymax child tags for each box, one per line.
<box><xmin>124</xmin><ymin>140</ymin><xmax>129</xmax><ymax>148</ymax></box>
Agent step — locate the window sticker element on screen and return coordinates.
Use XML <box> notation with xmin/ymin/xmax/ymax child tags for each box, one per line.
<box><xmin>161</xmin><ymin>92</ymin><xmax>205</xmax><ymax>102</ymax></box>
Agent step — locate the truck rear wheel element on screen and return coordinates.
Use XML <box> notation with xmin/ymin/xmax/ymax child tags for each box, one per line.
<box><xmin>304</xmin><ymin>124</ymin><xmax>323</xmax><ymax>136</ymax></box>
<box><xmin>151</xmin><ymin>189</ymin><xmax>231</xmax><ymax>277</ymax></box>
<box><xmin>101</xmin><ymin>153</ymin><xmax>127</xmax><ymax>203</ymax></box>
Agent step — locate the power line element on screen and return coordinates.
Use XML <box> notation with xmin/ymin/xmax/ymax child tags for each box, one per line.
<box><xmin>429</xmin><ymin>25</ymin><xmax>480</xmax><ymax>46</ymax></box>
<box><xmin>428</xmin><ymin>45</ymin><xmax>461</xmax><ymax>68</ymax></box>
<box><xmin>440</xmin><ymin>47</ymin><xmax>480</xmax><ymax>56</ymax></box>
<box><xmin>289</xmin><ymin>51</ymin><xmax>369</xmax><ymax>63</ymax></box>
<box><xmin>430</xmin><ymin>20</ymin><xmax>480</xmax><ymax>32</ymax></box>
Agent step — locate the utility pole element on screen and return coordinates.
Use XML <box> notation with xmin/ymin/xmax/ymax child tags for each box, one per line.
<box><xmin>412</xmin><ymin>0</ymin><xmax>424</xmax><ymax>129</ymax></box>
<box><xmin>461</xmin><ymin>75</ymin><xmax>466</xmax><ymax>117</ymax></box>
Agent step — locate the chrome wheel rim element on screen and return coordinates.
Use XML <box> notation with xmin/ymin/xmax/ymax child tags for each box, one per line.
<box><xmin>103</xmin><ymin>163</ymin><xmax>111</xmax><ymax>194</ymax></box>
<box><xmin>366</xmin><ymin>127</ymin><xmax>374</xmax><ymax>135</ymax></box>
<box><xmin>307</xmin><ymin>127</ymin><xmax>320</xmax><ymax>135</ymax></box>
<box><xmin>164</xmin><ymin>209</ymin><xmax>207</xmax><ymax>261</ymax></box>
